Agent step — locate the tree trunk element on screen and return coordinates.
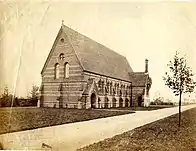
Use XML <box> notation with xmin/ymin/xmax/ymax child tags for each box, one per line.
<box><xmin>179</xmin><ymin>91</ymin><xmax>182</xmax><ymax>127</ymax></box>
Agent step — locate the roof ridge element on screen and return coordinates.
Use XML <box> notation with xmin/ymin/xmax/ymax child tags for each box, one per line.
<box><xmin>61</xmin><ymin>24</ymin><xmax>134</xmax><ymax>81</ymax></box>
<box><xmin>62</xmin><ymin>24</ymin><xmax>126</xmax><ymax>58</ymax></box>
<box><xmin>62</xmin><ymin>25</ymin><xmax>85</xmax><ymax>71</ymax></box>
<box><xmin>134</xmin><ymin>72</ymin><xmax>146</xmax><ymax>74</ymax></box>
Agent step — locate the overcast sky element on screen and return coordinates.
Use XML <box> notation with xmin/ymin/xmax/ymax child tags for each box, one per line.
<box><xmin>0</xmin><ymin>1</ymin><xmax>196</xmax><ymax>100</ymax></box>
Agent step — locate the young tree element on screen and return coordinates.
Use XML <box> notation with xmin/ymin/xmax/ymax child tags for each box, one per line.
<box><xmin>28</xmin><ymin>85</ymin><xmax>39</xmax><ymax>106</ymax></box>
<box><xmin>29</xmin><ymin>85</ymin><xmax>39</xmax><ymax>99</ymax></box>
<box><xmin>163</xmin><ymin>51</ymin><xmax>196</xmax><ymax>127</ymax></box>
<box><xmin>2</xmin><ymin>86</ymin><xmax>9</xmax><ymax>97</ymax></box>
<box><xmin>0</xmin><ymin>86</ymin><xmax>9</xmax><ymax>107</ymax></box>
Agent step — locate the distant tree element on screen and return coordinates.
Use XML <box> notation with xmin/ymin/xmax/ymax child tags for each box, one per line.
<box><xmin>14</xmin><ymin>97</ymin><xmax>20</xmax><ymax>106</ymax></box>
<box><xmin>0</xmin><ymin>86</ymin><xmax>9</xmax><ymax>107</ymax></box>
<box><xmin>28</xmin><ymin>85</ymin><xmax>39</xmax><ymax>106</ymax></box>
<box><xmin>152</xmin><ymin>91</ymin><xmax>163</xmax><ymax>105</ymax></box>
<box><xmin>2</xmin><ymin>86</ymin><xmax>9</xmax><ymax>97</ymax></box>
<box><xmin>163</xmin><ymin>51</ymin><xmax>196</xmax><ymax>127</ymax></box>
<box><xmin>153</xmin><ymin>97</ymin><xmax>163</xmax><ymax>105</ymax></box>
<box><xmin>0</xmin><ymin>86</ymin><xmax>15</xmax><ymax>107</ymax></box>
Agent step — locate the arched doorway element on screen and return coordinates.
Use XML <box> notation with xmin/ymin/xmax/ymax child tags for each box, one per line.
<box><xmin>138</xmin><ymin>96</ymin><xmax>142</xmax><ymax>107</ymax></box>
<box><xmin>58</xmin><ymin>96</ymin><xmax>63</xmax><ymax>108</ymax></box>
<box><xmin>112</xmin><ymin>98</ymin><xmax>117</xmax><ymax>108</ymax></box>
<box><xmin>104</xmin><ymin>97</ymin><xmax>109</xmax><ymax>108</ymax></box>
<box><xmin>129</xmin><ymin>97</ymin><xmax>133</xmax><ymax>107</ymax></box>
<box><xmin>119</xmin><ymin>98</ymin><xmax>123</xmax><ymax>107</ymax></box>
<box><xmin>90</xmin><ymin>93</ymin><xmax>96</xmax><ymax>108</ymax></box>
<box><xmin>125</xmin><ymin>98</ymin><xmax>129</xmax><ymax>107</ymax></box>
<box><xmin>98</xmin><ymin>97</ymin><xmax>101</xmax><ymax>108</ymax></box>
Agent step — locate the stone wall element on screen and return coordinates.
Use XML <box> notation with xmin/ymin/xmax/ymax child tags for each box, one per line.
<box><xmin>40</xmin><ymin>29</ymin><xmax>85</xmax><ymax>108</ymax></box>
<box><xmin>40</xmin><ymin>28</ymin><xmax>146</xmax><ymax>109</ymax></box>
<box><xmin>80</xmin><ymin>71</ymin><xmax>145</xmax><ymax>109</ymax></box>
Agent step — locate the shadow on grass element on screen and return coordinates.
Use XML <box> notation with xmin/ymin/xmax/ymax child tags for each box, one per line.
<box><xmin>0</xmin><ymin>107</ymin><xmax>133</xmax><ymax>135</ymax></box>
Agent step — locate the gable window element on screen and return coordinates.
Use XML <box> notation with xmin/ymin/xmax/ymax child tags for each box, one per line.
<box><xmin>120</xmin><ymin>90</ymin><xmax>122</xmax><ymax>97</ymax></box>
<box><xmin>106</xmin><ymin>81</ymin><xmax>109</xmax><ymax>92</ymax></box>
<box><xmin>55</xmin><ymin>63</ymin><xmax>60</xmax><ymax>79</ymax></box>
<box><xmin>113</xmin><ymin>88</ymin><xmax>116</xmax><ymax>94</ymax></box>
<box><xmin>101</xmin><ymin>81</ymin><xmax>104</xmax><ymax>93</ymax></box>
<box><xmin>98</xmin><ymin>79</ymin><xmax>102</xmax><ymax>88</ymax></box>
<box><xmin>60</xmin><ymin>38</ymin><xmax>64</xmax><ymax>43</ymax></box>
<box><xmin>110</xmin><ymin>82</ymin><xmax>112</xmax><ymax>95</ymax></box>
<box><xmin>105</xmin><ymin>87</ymin><xmax>108</xmax><ymax>94</ymax></box>
<box><xmin>59</xmin><ymin>53</ymin><xmax>65</xmax><ymax>60</ymax></box>
<box><xmin>117</xmin><ymin>83</ymin><xmax>119</xmax><ymax>95</ymax></box>
<box><xmin>125</xmin><ymin>91</ymin><xmax>128</xmax><ymax>97</ymax></box>
<box><xmin>64</xmin><ymin>62</ymin><xmax>69</xmax><ymax>78</ymax></box>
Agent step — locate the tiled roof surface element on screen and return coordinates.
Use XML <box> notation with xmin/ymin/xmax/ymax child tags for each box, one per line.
<box><xmin>62</xmin><ymin>25</ymin><xmax>133</xmax><ymax>81</ymax></box>
<box><xmin>42</xmin><ymin>24</ymin><xmax>150</xmax><ymax>86</ymax></box>
<box><xmin>129</xmin><ymin>72</ymin><xmax>149</xmax><ymax>86</ymax></box>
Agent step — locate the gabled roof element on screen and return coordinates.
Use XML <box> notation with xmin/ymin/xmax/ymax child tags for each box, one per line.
<box><xmin>41</xmin><ymin>24</ymin><xmax>150</xmax><ymax>85</ymax></box>
<box><xmin>61</xmin><ymin>24</ymin><xmax>133</xmax><ymax>81</ymax></box>
<box><xmin>83</xmin><ymin>78</ymin><xmax>98</xmax><ymax>95</ymax></box>
<box><xmin>129</xmin><ymin>72</ymin><xmax>150</xmax><ymax>86</ymax></box>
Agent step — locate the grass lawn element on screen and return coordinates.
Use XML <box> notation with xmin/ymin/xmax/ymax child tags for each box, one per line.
<box><xmin>78</xmin><ymin>107</ymin><xmax>196</xmax><ymax>151</ymax></box>
<box><xmin>132</xmin><ymin>105</ymin><xmax>175</xmax><ymax>111</ymax></box>
<box><xmin>110</xmin><ymin>105</ymin><xmax>175</xmax><ymax>111</ymax></box>
<box><xmin>0</xmin><ymin>107</ymin><xmax>133</xmax><ymax>134</ymax></box>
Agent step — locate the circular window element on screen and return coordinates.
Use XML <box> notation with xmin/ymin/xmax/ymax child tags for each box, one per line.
<box><xmin>59</xmin><ymin>53</ymin><xmax>65</xmax><ymax>60</ymax></box>
<box><xmin>60</xmin><ymin>38</ymin><xmax>64</xmax><ymax>43</ymax></box>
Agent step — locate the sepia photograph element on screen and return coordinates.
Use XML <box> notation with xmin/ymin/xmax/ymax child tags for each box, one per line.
<box><xmin>0</xmin><ymin>0</ymin><xmax>196</xmax><ymax>150</ymax></box>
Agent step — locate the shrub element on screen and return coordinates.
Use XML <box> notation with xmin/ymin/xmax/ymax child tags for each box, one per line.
<box><xmin>0</xmin><ymin>95</ymin><xmax>19</xmax><ymax>107</ymax></box>
<box><xmin>150</xmin><ymin>102</ymin><xmax>156</xmax><ymax>105</ymax></box>
<box><xmin>150</xmin><ymin>101</ymin><xmax>174</xmax><ymax>106</ymax></box>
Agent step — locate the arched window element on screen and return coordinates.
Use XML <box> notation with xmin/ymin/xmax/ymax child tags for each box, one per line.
<box><xmin>120</xmin><ymin>90</ymin><xmax>122</xmax><ymax>97</ymax></box>
<box><xmin>55</xmin><ymin>63</ymin><xmax>60</xmax><ymax>79</ymax></box>
<box><xmin>110</xmin><ymin>82</ymin><xmax>112</xmax><ymax>95</ymax></box>
<box><xmin>64</xmin><ymin>62</ymin><xmax>69</xmax><ymax>78</ymax></box>
<box><xmin>59</xmin><ymin>53</ymin><xmax>65</xmax><ymax>60</ymax></box>
<box><xmin>101</xmin><ymin>81</ymin><xmax>104</xmax><ymax>93</ymax></box>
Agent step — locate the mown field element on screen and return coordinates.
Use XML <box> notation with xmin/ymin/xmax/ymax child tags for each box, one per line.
<box><xmin>0</xmin><ymin>107</ymin><xmax>133</xmax><ymax>134</ymax></box>
<box><xmin>110</xmin><ymin>105</ymin><xmax>175</xmax><ymax>111</ymax></box>
<box><xmin>78</xmin><ymin>107</ymin><xmax>196</xmax><ymax>151</ymax></box>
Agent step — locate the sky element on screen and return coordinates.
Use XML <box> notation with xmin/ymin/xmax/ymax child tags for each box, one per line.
<box><xmin>0</xmin><ymin>1</ymin><xmax>196</xmax><ymax>101</ymax></box>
